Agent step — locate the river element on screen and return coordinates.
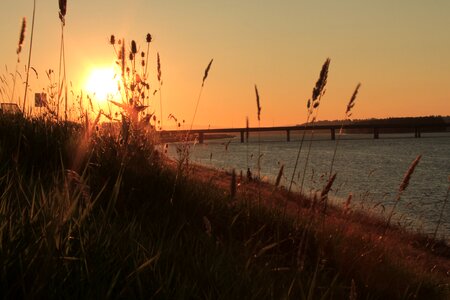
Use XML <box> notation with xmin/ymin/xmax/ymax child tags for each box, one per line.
<box><xmin>167</xmin><ymin>131</ymin><xmax>450</xmax><ymax>241</ymax></box>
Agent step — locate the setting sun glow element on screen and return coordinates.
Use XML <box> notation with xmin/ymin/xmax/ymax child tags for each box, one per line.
<box><xmin>85</xmin><ymin>67</ymin><xmax>119</xmax><ymax>105</ymax></box>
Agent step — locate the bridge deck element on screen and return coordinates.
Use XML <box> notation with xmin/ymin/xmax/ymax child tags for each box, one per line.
<box><xmin>159</xmin><ymin>123</ymin><xmax>449</xmax><ymax>143</ymax></box>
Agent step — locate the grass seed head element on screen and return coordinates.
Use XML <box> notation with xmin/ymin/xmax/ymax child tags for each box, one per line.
<box><xmin>17</xmin><ymin>17</ymin><xmax>26</xmax><ymax>56</ymax></box>
<box><xmin>157</xmin><ymin>52</ymin><xmax>162</xmax><ymax>82</ymax></box>
<box><xmin>399</xmin><ymin>155</ymin><xmax>422</xmax><ymax>193</ymax></box>
<box><xmin>312</xmin><ymin>58</ymin><xmax>331</xmax><ymax>101</ymax></box>
<box><xmin>131</xmin><ymin>40</ymin><xmax>137</xmax><ymax>54</ymax></box>
<box><xmin>202</xmin><ymin>59</ymin><xmax>213</xmax><ymax>87</ymax></box>
<box><xmin>110</xmin><ymin>34</ymin><xmax>116</xmax><ymax>45</ymax></box>
<box><xmin>321</xmin><ymin>173</ymin><xmax>337</xmax><ymax>200</ymax></box>
<box><xmin>255</xmin><ymin>85</ymin><xmax>261</xmax><ymax>121</ymax></box>
<box><xmin>121</xmin><ymin>39</ymin><xmax>126</xmax><ymax>76</ymax></box>
<box><xmin>146</xmin><ymin>33</ymin><xmax>152</xmax><ymax>43</ymax></box>
<box><xmin>346</xmin><ymin>83</ymin><xmax>361</xmax><ymax>117</ymax></box>
<box><xmin>59</xmin><ymin>0</ymin><xmax>67</xmax><ymax>24</ymax></box>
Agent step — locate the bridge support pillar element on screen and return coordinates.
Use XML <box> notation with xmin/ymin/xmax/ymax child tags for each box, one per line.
<box><xmin>199</xmin><ymin>132</ymin><xmax>204</xmax><ymax>144</ymax></box>
<box><xmin>415</xmin><ymin>127</ymin><xmax>421</xmax><ymax>138</ymax></box>
<box><xmin>374</xmin><ymin>128</ymin><xmax>379</xmax><ymax>139</ymax></box>
<box><xmin>286</xmin><ymin>130</ymin><xmax>290</xmax><ymax>142</ymax></box>
<box><xmin>330</xmin><ymin>128</ymin><xmax>335</xmax><ymax>140</ymax></box>
<box><xmin>240</xmin><ymin>131</ymin><xmax>245</xmax><ymax>143</ymax></box>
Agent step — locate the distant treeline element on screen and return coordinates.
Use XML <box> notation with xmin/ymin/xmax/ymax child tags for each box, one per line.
<box><xmin>311</xmin><ymin>116</ymin><xmax>449</xmax><ymax>126</ymax></box>
<box><xmin>306</xmin><ymin>116</ymin><xmax>450</xmax><ymax>134</ymax></box>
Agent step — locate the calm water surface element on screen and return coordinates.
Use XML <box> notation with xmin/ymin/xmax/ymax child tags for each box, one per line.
<box><xmin>168</xmin><ymin>132</ymin><xmax>450</xmax><ymax>240</ymax></box>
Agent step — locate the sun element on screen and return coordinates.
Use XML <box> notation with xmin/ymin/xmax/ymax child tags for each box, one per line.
<box><xmin>85</xmin><ymin>67</ymin><xmax>120</xmax><ymax>105</ymax></box>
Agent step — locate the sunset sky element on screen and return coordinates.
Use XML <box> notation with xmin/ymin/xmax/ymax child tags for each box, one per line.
<box><xmin>1</xmin><ymin>0</ymin><xmax>449</xmax><ymax>128</ymax></box>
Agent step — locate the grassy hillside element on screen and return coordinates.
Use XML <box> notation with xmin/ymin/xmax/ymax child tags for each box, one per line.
<box><xmin>0</xmin><ymin>115</ymin><xmax>448</xmax><ymax>299</ymax></box>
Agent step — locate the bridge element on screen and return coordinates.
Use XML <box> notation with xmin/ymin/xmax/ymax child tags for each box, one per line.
<box><xmin>160</xmin><ymin>123</ymin><xmax>449</xmax><ymax>144</ymax></box>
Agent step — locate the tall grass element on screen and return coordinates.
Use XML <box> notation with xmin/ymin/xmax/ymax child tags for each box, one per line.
<box><xmin>11</xmin><ymin>17</ymin><xmax>26</xmax><ymax>107</ymax></box>
<box><xmin>384</xmin><ymin>155</ymin><xmax>422</xmax><ymax>234</ymax></box>
<box><xmin>2</xmin><ymin>114</ymin><xmax>448</xmax><ymax>299</ymax></box>
<box><xmin>329</xmin><ymin>83</ymin><xmax>361</xmax><ymax>178</ymax></box>
<box><xmin>433</xmin><ymin>176</ymin><xmax>450</xmax><ymax>240</ymax></box>
<box><xmin>156</xmin><ymin>52</ymin><xmax>163</xmax><ymax>129</ymax></box>
<box><xmin>22</xmin><ymin>0</ymin><xmax>36</xmax><ymax>114</ymax></box>
<box><xmin>288</xmin><ymin>58</ymin><xmax>330</xmax><ymax>194</ymax></box>
<box><xmin>57</xmin><ymin>0</ymin><xmax>67</xmax><ymax>120</ymax></box>
<box><xmin>169</xmin><ymin>59</ymin><xmax>214</xmax><ymax>202</ymax></box>
<box><xmin>255</xmin><ymin>84</ymin><xmax>261</xmax><ymax>180</ymax></box>
<box><xmin>298</xmin><ymin>58</ymin><xmax>330</xmax><ymax>196</ymax></box>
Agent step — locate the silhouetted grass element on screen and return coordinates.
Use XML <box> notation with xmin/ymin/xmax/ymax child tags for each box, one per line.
<box><xmin>0</xmin><ymin>115</ymin><xmax>448</xmax><ymax>299</ymax></box>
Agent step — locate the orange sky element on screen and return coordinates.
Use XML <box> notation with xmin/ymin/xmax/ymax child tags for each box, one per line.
<box><xmin>1</xmin><ymin>1</ymin><xmax>449</xmax><ymax>128</ymax></box>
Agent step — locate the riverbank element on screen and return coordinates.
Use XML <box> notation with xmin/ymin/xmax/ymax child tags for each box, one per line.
<box><xmin>170</xmin><ymin>159</ymin><xmax>450</xmax><ymax>282</ymax></box>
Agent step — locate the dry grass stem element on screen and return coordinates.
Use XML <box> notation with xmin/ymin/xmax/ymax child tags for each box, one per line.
<box><xmin>330</xmin><ymin>83</ymin><xmax>361</xmax><ymax>177</ymax></box>
<box><xmin>385</xmin><ymin>155</ymin><xmax>422</xmax><ymax>234</ymax></box>
<box><xmin>275</xmin><ymin>164</ymin><xmax>284</xmax><ymax>188</ymax></box>
<box><xmin>289</xmin><ymin>58</ymin><xmax>331</xmax><ymax>194</ymax></box>
<box><xmin>22</xmin><ymin>0</ymin><xmax>36</xmax><ymax>114</ymax></box>
<box><xmin>433</xmin><ymin>176</ymin><xmax>450</xmax><ymax>239</ymax></box>
<box><xmin>230</xmin><ymin>169</ymin><xmax>237</xmax><ymax>199</ymax></box>
<box><xmin>321</xmin><ymin>173</ymin><xmax>336</xmax><ymax>202</ymax></box>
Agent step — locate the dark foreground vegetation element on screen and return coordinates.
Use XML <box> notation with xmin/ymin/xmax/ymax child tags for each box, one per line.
<box><xmin>0</xmin><ymin>114</ymin><xmax>449</xmax><ymax>299</ymax></box>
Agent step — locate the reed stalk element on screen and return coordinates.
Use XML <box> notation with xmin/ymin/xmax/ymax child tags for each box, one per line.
<box><xmin>157</xmin><ymin>52</ymin><xmax>163</xmax><ymax>129</ymax></box>
<box><xmin>22</xmin><ymin>0</ymin><xmax>36</xmax><ymax>115</ymax></box>
<box><xmin>255</xmin><ymin>85</ymin><xmax>262</xmax><ymax>207</ymax></box>
<box><xmin>230</xmin><ymin>169</ymin><xmax>237</xmax><ymax>200</ymax></box>
<box><xmin>255</xmin><ymin>85</ymin><xmax>261</xmax><ymax>180</ymax></box>
<box><xmin>288</xmin><ymin>58</ymin><xmax>330</xmax><ymax>194</ymax></box>
<box><xmin>57</xmin><ymin>0</ymin><xmax>68</xmax><ymax>121</ymax></box>
<box><xmin>299</xmin><ymin>59</ymin><xmax>330</xmax><ymax>195</ymax></box>
<box><xmin>384</xmin><ymin>155</ymin><xmax>422</xmax><ymax>235</ymax></box>
<box><xmin>245</xmin><ymin>117</ymin><xmax>250</xmax><ymax>180</ymax></box>
<box><xmin>433</xmin><ymin>176</ymin><xmax>450</xmax><ymax>240</ymax></box>
<box><xmin>186</xmin><ymin>59</ymin><xmax>213</xmax><ymax>140</ymax></box>
<box><xmin>12</xmin><ymin>18</ymin><xmax>26</xmax><ymax>107</ymax></box>
<box><xmin>329</xmin><ymin>83</ymin><xmax>361</xmax><ymax>178</ymax></box>
<box><xmin>170</xmin><ymin>59</ymin><xmax>213</xmax><ymax>203</ymax></box>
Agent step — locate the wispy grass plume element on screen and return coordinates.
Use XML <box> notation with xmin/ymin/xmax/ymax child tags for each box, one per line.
<box><xmin>254</xmin><ymin>85</ymin><xmax>262</xmax><ymax>179</ymax></box>
<box><xmin>345</xmin><ymin>83</ymin><xmax>361</xmax><ymax>118</ymax></box>
<box><xmin>22</xmin><ymin>0</ymin><xmax>36</xmax><ymax>114</ymax></box>
<box><xmin>329</xmin><ymin>83</ymin><xmax>361</xmax><ymax>178</ymax></box>
<box><xmin>17</xmin><ymin>18</ymin><xmax>26</xmax><ymax>57</ymax></box>
<box><xmin>12</xmin><ymin>17</ymin><xmax>26</xmax><ymax>106</ymax></box>
<box><xmin>288</xmin><ymin>58</ymin><xmax>331</xmax><ymax>194</ymax></box>
<box><xmin>157</xmin><ymin>52</ymin><xmax>163</xmax><ymax>129</ymax></box>
<box><xmin>298</xmin><ymin>58</ymin><xmax>331</xmax><ymax>194</ymax></box>
<box><xmin>255</xmin><ymin>84</ymin><xmax>261</xmax><ymax>122</ymax></box>
<box><xmin>384</xmin><ymin>155</ymin><xmax>422</xmax><ymax>234</ymax></box>
<box><xmin>202</xmin><ymin>59</ymin><xmax>213</xmax><ymax>88</ymax></box>
<box><xmin>170</xmin><ymin>59</ymin><xmax>214</xmax><ymax>203</ymax></box>
<box><xmin>188</xmin><ymin>59</ymin><xmax>213</xmax><ymax>135</ymax></box>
